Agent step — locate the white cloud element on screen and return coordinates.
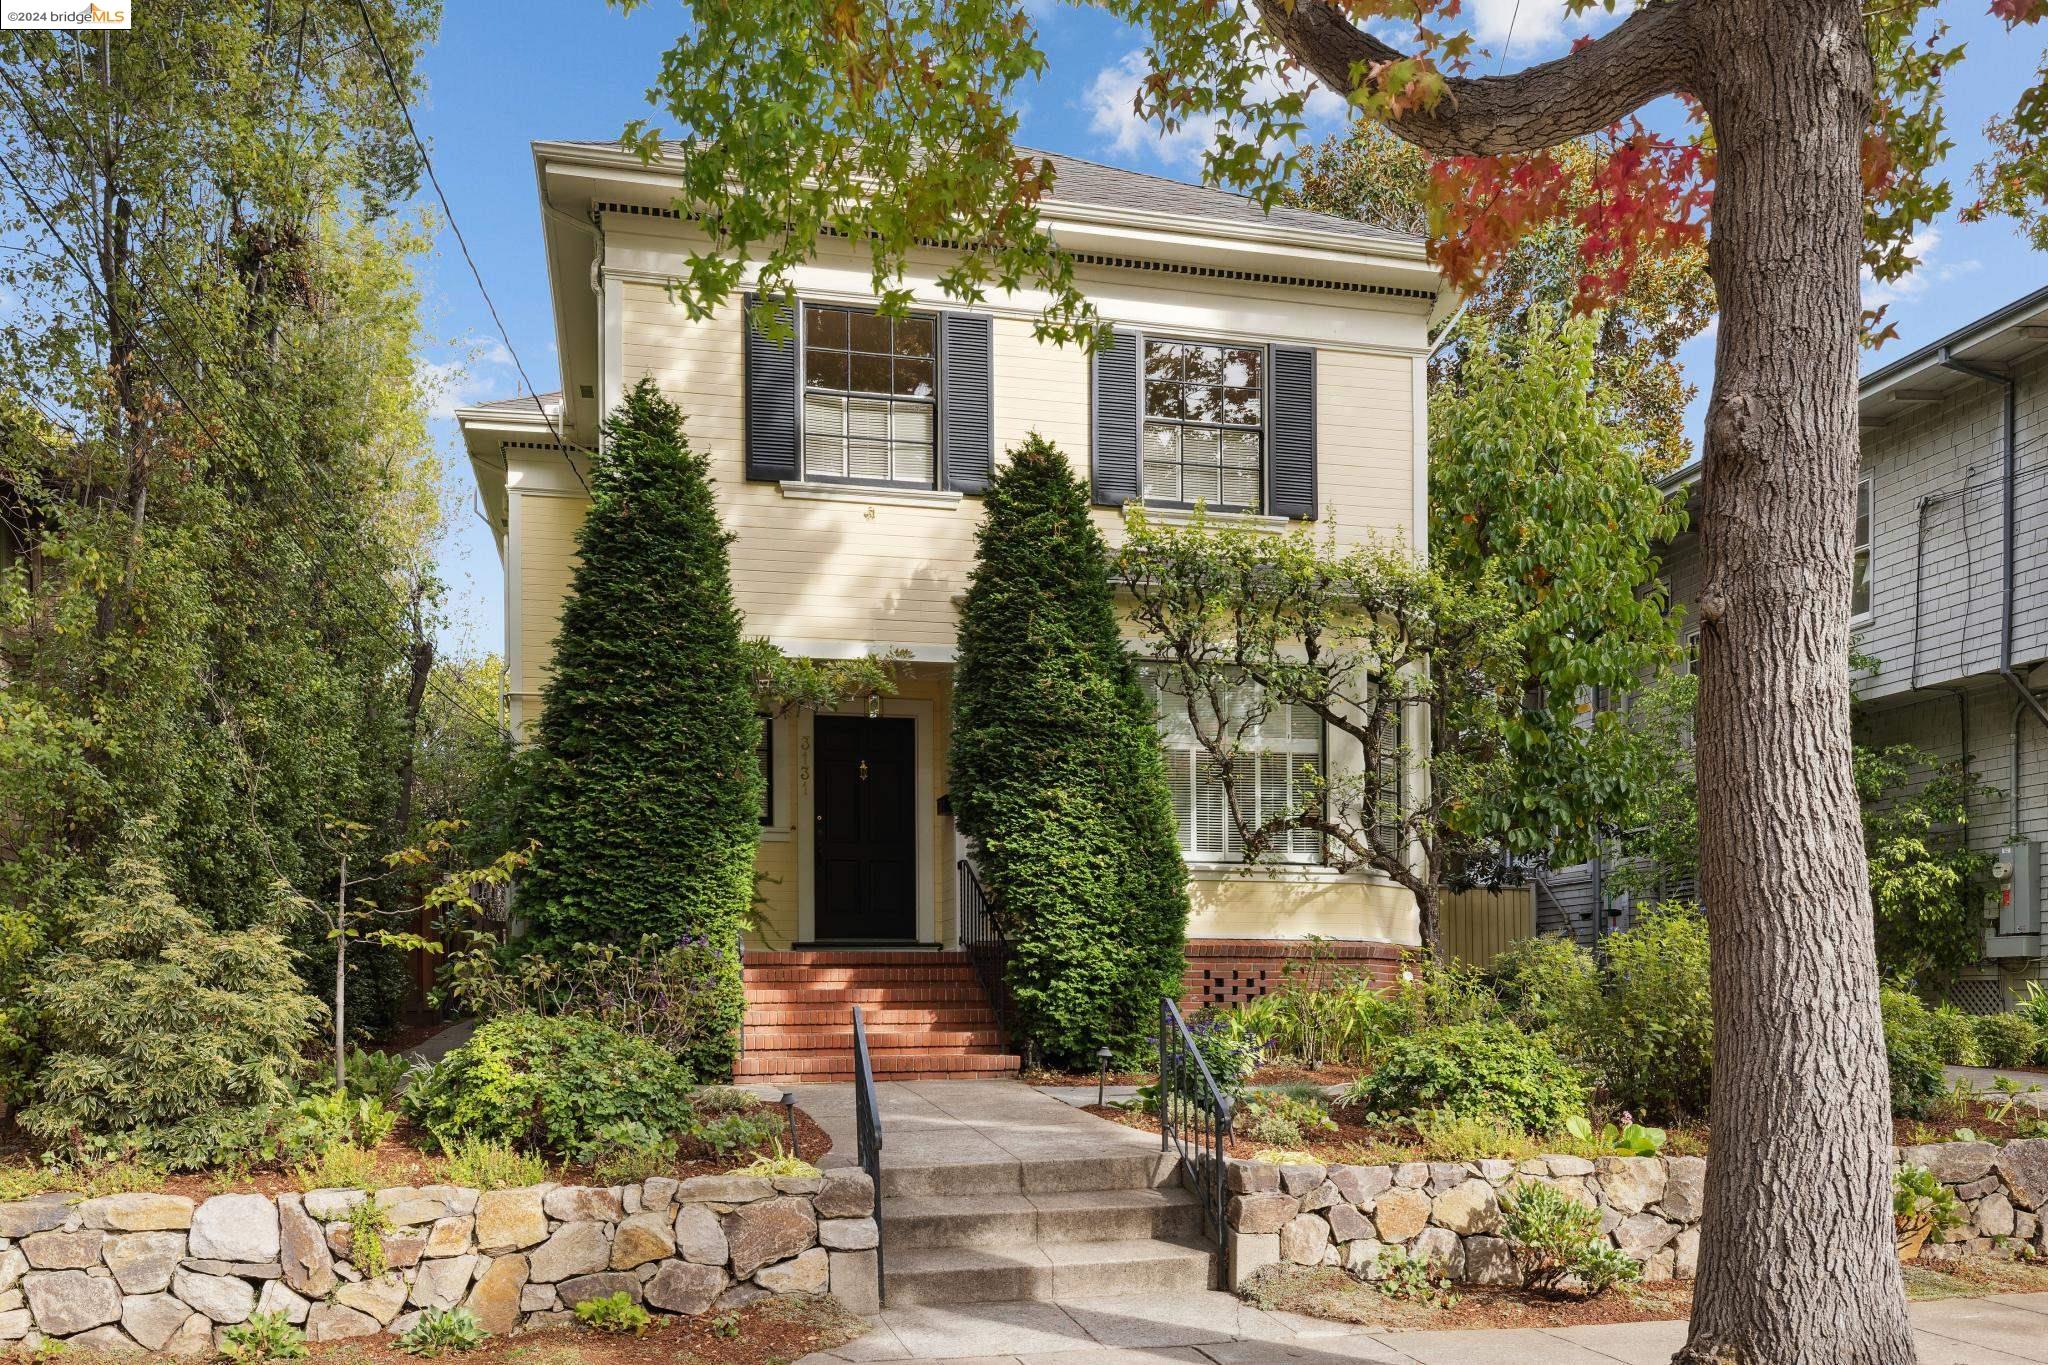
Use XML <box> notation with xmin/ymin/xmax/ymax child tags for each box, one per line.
<box><xmin>418</xmin><ymin>336</ymin><xmax>519</xmax><ymax>421</ymax></box>
<box><xmin>1862</xmin><ymin>227</ymin><xmax>1980</xmax><ymax>311</ymax></box>
<box><xmin>1466</xmin><ymin>0</ymin><xmax>1608</xmax><ymax>60</ymax></box>
<box><xmin>1083</xmin><ymin>46</ymin><xmax>1347</xmax><ymax>173</ymax></box>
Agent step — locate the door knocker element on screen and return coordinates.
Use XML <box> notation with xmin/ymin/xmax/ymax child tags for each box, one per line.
<box><xmin>858</xmin><ymin>759</ymin><xmax>869</xmax><ymax>782</ymax></box>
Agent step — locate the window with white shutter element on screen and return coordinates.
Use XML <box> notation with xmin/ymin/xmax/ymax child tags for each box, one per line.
<box><xmin>1142</xmin><ymin>667</ymin><xmax>1324</xmax><ymax>864</ymax></box>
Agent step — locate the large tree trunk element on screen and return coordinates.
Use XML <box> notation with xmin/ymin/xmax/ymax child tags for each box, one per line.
<box><xmin>1679</xmin><ymin>3</ymin><xmax>1912</xmax><ymax>1360</ymax></box>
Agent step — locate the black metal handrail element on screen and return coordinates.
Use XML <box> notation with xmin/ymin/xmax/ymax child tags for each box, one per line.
<box><xmin>852</xmin><ymin>1005</ymin><xmax>886</xmax><ymax>1305</ymax></box>
<box><xmin>1160</xmin><ymin>997</ymin><xmax>1234</xmax><ymax>1258</ymax></box>
<box><xmin>956</xmin><ymin>858</ymin><xmax>1014</xmax><ymax>1050</ymax></box>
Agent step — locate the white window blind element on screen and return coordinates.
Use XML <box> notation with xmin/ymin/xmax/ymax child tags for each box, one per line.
<box><xmin>1142</xmin><ymin>669</ymin><xmax>1323</xmax><ymax>864</ymax></box>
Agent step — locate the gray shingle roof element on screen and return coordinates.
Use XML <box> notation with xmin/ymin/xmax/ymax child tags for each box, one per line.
<box><xmin>1021</xmin><ymin>147</ymin><xmax>1419</xmax><ymax>247</ymax></box>
<box><xmin>541</xmin><ymin>139</ymin><xmax>1418</xmax><ymax>248</ymax></box>
<box><xmin>464</xmin><ymin>392</ymin><xmax>562</xmax><ymax>416</ymax></box>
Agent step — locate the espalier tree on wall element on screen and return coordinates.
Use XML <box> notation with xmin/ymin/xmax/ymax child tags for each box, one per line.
<box><xmin>520</xmin><ymin>378</ymin><xmax>757</xmax><ymax>1079</ymax></box>
<box><xmin>949</xmin><ymin>436</ymin><xmax>1189</xmax><ymax>1067</ymax></box>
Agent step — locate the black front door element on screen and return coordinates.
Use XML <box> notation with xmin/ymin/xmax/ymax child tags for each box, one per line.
<box><xmin>814</xmin><ymin>715</ymin><xmax>918</xmax><ymax>942</ymax></box>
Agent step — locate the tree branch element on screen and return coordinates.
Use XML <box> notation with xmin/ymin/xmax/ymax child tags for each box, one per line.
<box><xmin>1254</xmin><ymin>0</ymin><xmax>1703</xmax><ymax>156</ymax></box>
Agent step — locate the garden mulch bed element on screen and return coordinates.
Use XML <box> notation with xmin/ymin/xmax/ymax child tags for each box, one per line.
<box><xmin>1895</xmin><ymin>1098</ymin><xmax>2048</xmax><ymax>1146</ymax></box>
<box><xmin>1245</xmin><ymin>1266</ymin><xmax>1694</xmax><ymax>1331</ymax></box>
<box><xmin>0</xmin><ymin>1104</ymin><xmax>835</xmax><ymax>1202</ymax></box>
<box><xmin>303</xmin><ymin>1295</ymin><xmax>867</xmax><ymax>1365</ymax></box>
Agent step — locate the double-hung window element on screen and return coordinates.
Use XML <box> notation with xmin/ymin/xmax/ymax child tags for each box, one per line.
<box><xmin>801</xmin><ymin>304</ymin><xmax>936</xmax><ymax>487</ymax></box>
<box><xmin>1851</xmin><ymin>473</ymin><xmax>1873</xmax><ymax>619</ymax></box>
<box><xmin>1142</xmin><ymin>667</ymin><xmax>1323</xmax><ymax>864</ymax></box>
<box><xmin>1142</xmin><ymin>339</ymin><xmax>1265</xmax><ymax>513</ymax></box>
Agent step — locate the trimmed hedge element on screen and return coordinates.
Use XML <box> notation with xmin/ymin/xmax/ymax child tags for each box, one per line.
<box><xmin>948</xmin><ymin>436</ymin><xmax>1189</xmax><ymax>1066</ymax></box>
<box><xmin>518</xmin><ymin>379</ymin><xmax>752</xmax><ymax>1077</ymax></box>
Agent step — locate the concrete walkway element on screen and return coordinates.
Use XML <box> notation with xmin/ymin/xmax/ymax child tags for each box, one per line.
<box><xmin>1948</xmin><ymin>1065</ymin><xmax>2048</xmax><ymax>1107</ymax></box>
<box><xmin>767</xmin><ymin>1079</ymin><xmax>1168</xmax><ymax>1172</ymax></box>
<box><xmin>801</xmin><ymin>1289</ymin><xmax>2048</xmax><ymax>1364</ymax></box>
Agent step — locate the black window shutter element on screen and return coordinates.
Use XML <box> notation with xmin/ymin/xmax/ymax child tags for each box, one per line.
<box><xmin>1091</xmin><ymin>330</ymin><xmax>1141</xmax><ymax>507</ymax></box>
<box><xmin>1268</xmin><ymin>345</ymin><xmax>1317</xmax><ymax>520</ymax></box>
<box><xmin>743</xmin><ymin>293</ymin><xmax>800</xmax><ymax>483</ymax></box>
<box><xmin>940</xmin><ymin>312</ymin><xmax>994</xmax><ymax>494</ymax></box>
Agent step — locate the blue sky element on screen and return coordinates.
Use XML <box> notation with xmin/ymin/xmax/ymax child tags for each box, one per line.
<box><xmin>410</xmin><ymin>0</ymin><xmax>2048</xmax><ymax>657</ymax></box>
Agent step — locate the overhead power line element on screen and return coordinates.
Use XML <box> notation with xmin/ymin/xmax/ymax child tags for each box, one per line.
<box><xmin>348</xmin><ymin>0</ymin><xmax>590</xmax><ymax>494</ymax></box>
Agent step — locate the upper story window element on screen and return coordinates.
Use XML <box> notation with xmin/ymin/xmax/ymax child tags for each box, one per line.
<box><xmin>1852</xmin><ymin>473</ymin><xmax>1873</xmax><ymax>619</ymax></box>
<box><xmin>1142</xmin><ymin>339</ymin><xmax>1265</xmax><ymax>513</ymax></box>
<box><xmin>802</xmin><ymin>304</ymin><xmax>936</xmax><ymax>487</ymax></box>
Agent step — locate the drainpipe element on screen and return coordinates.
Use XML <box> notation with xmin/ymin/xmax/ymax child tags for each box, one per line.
<box><xmin>1938</xmin><ymin>349</ymin><xmax>2048</xmax><ymax>731</ymax></box>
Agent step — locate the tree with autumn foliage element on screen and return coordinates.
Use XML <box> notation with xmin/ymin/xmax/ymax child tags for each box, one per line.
<box><xmin>1292</xmin><ymin>123</ymin><xmax>1713</xmax><ymax>472</ymax></box>
<box><xmin>609</xmin><ymin>0</ymin><xmax>2048</xmax><ymax>1358</ymax></box>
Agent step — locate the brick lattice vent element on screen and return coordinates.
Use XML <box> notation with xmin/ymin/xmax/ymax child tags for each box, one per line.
<box><xmin>738</xmin><ymin>951</ymin><xmax>1021</xmax><ymax>1083</ymax></box>
<box><xmin>1179</xmin><ymin>939</ymin><xmax>1404</xmax><ymax>1013</ymax></box>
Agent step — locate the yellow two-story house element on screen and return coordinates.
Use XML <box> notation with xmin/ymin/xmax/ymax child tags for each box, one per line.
<box><xmin>459</xmin><ymin>141</ymin><xmax>1448</xmax><ymax>1079</ymax></box>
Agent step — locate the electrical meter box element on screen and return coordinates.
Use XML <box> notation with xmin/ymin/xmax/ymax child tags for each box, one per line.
<box><xmin>1998</xmin><ymin>838</ymin><xmax>2041</xmax><ymax>938</ymax></box>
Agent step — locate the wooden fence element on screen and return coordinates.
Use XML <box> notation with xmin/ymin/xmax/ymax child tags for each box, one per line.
<box><xmin>1440</xmin><ymin>886</ymin><xmax>1536</xmax><ymax>966</ymax></box>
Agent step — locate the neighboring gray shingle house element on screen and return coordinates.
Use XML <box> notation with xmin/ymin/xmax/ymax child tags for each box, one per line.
<box><xmin>1545</xmin><ymin>285</ymin><xmax>2048</xmax><ymax>1008</ymax></box>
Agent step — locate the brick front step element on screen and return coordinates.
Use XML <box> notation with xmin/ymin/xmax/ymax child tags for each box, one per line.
<box><xmin>744</xmin><ymin>985</ymin><xmax>993</xmax><ymax>1005</ymax></box>
<box><xmin>744</xmin><ymin>1004</ymin><xmax>997</xmax><ymax>1028</ymax></box>
<box><xmin>743</xmin><ymin>1028</ymin><xmax>1006</xmax><ymax>1052</ymax></box>
<box><xmin>742</xmin><ymin>964</ymin><xmax>980</xmax><ymax>985</ymax></box>
<box><xmin>734</xmin><ymin>1050</ymin><xmax>1021</xmax><ymax>1080</ymax></box>
<box><xmin>746</xmin><ymin>950</ymin><xmax>974</xmax><ymax>967</ymax></box>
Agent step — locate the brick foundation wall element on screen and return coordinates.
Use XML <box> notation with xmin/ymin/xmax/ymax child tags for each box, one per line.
<box><xmin>1178</xmin><ymin>939</ymin><xmax>1407</xmax><ymax>1013</ymax></box>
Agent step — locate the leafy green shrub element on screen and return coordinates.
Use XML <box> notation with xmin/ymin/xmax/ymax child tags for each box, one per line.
<box><xmin>440</xmin><ymin>936</ymin><xmax>745</xmax><ymax>1083</ymax></box>
<box><xmin>691</xmin><ymin>1085</ymin><xmax>762</xmax><ymax>1116</ymax></box>
<box><xmin>1573</xmin><ymin>903</ymin><xmax>1712</xmax><ymax>1120</ymax></box>
<box><xmin>1975</xmin><ymin>1011</ymin><xmax>2039</xmax><ymax>1070</ymax></box>
<box><xmin>573</xmin><ymin>1293</ymin><xmax>650</xmax><ymax>1335</ymax></box>
<box><xmin>1927</xmin><ymin>1004</ymin><xmax>1984</xmax><ymax>1067</ymax></box>
<box><xmin>949</xmin><ymin>437</ymin><xmax>1188</xmax><ymax>1065</ymax></box>
<box><xmin>1894</xmin><ymin>1163</ymin><xmax>1964</xmax><ymax>1239</ymax></box>
<box><xmin>1373</xmin><ymin>1246</ymin><xmax>1458</xmax><ymax>1305</ymax></box>
<box><xmin>1487</xmin><ymin>934</ymin><xmax>1599</xmax><ymax>1038</ymax></box>
<box><xmin>1882</xmin><ymin>987</ymin><xmax>1949</xmax><ymax>1119</ymax></box>
<box><xmin>398</xmin><ymin>1307</ymin><xmax>490</xmax><ymax>1357</ymax></box>
<box><xmin>1238</xmin><ymin>948</ymin><xmax>1412</xmax><ymax>1067</ymax></box>
<box><xmin>1562</xmin><ymin>1115</ymin><xmax>1666</xmax><ymax>1157</ymax></box>
<box><xmin>1499</xmin><ymin>1180</ymin><xmax>1641</xmax><ymax>1296</ymax></box>
<box><xmin>343</xmin><ymin>1197</ymin><xmax>392</xmax><ymax>1279</ymax></box>
<box><xmin>698</xmin><ymin>1110</ymin><xmax>781</xmax><ymax>1157</ymax></box>
<box><xmin>220</xmin><ymin>1311</ymin><xmax>310</xmax><ymax>1364</ymax></box>
<box><xmin>518</xmin><ymin>379</ymin><xmax>753</xmax><ymax>1078</ymax></box>
<box><xmin>22</xmin><ymin>837</ymin><xmax>322</xmax><ymax>1168</ymax></box>
<box><xmin>589</xmin><ymin>1123</ymin><xmax>679</xmax><ymax>1183</ymax></box>
<box><xmin>271</xmin><ymin>1091</ymin><xmax>398</xmax><ymax>1164</ymax></box>
<box><xmin>1237</xmin><ymin>1091</ymin><xmax>1336</xmax><ymax>1148</ymax></box>
<box><xmin>344</xmin><ymin>1048</ymin><xmax>420</xmax><ymax>1104</ymax></box>
<box><xmin>402</xmin><ymin>1013</ymin><xmax>698</xmax><ymax>1159</ymax></box>
<box><xmin>444</xmin><ymin>1137</ymin><xmax>547</xmax><ymax>1191</ymax></box>
<box><xmin>2022</xmin><ymin>983</ymin><xmax>2048</xmax><ymax>1044</ymax></box>
<box><xmin>1348</xmin><ymin>1021</ymin><xmax>1586</xmax><ymax>1132</ymax></box>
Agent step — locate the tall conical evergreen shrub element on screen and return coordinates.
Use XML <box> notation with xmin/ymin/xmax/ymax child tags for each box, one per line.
<box><xmin>520</xmin><ymin>378</ymin><xmax>755</xmax><ymax>1077</ymax></box>
<box><xmin>949</xmin><ymin>435</ymin><xmax>1188</xmax><ymax>1065</ymax></box>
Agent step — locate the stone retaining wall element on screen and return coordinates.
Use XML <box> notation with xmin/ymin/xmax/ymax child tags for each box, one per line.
<box><xmin>1217</xmin><ymin>1136</ymin><xmax>2048</xmax><ymax>1291</ymax></box>
<box><xmin>0</xmin><ymin>1169</ymin><xmax>879</xmax><ymax>1353</ymax></box>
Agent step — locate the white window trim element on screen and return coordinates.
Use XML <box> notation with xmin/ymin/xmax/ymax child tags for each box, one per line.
<box><xmin>1143</xmin><ymin>666</ymin><xmax>1327</xmax><ymax>867</ymax></box>
<box><xmin>1132</xmin><ymin>504</ymin><xmax>1289</xmax><ymax>533</ymax></box>
<box><xmin>797</xmin><ymin>301</ymin><xmax>941</xmax><ymax>492</ymax></box>
<box><xmin>1135</xmin><ymin>331</ymin><xmax>1271</xmax><ymax>516</ymax></box>
<box><xmin>779</xmin><ymin>481</ymin><xmax>962</xmax><ymax>510</ymax></box>
<box><xmin>1851</xmin><ymin>470</ymin><xmax>1874</xmax><ymax>624</ymax></box>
